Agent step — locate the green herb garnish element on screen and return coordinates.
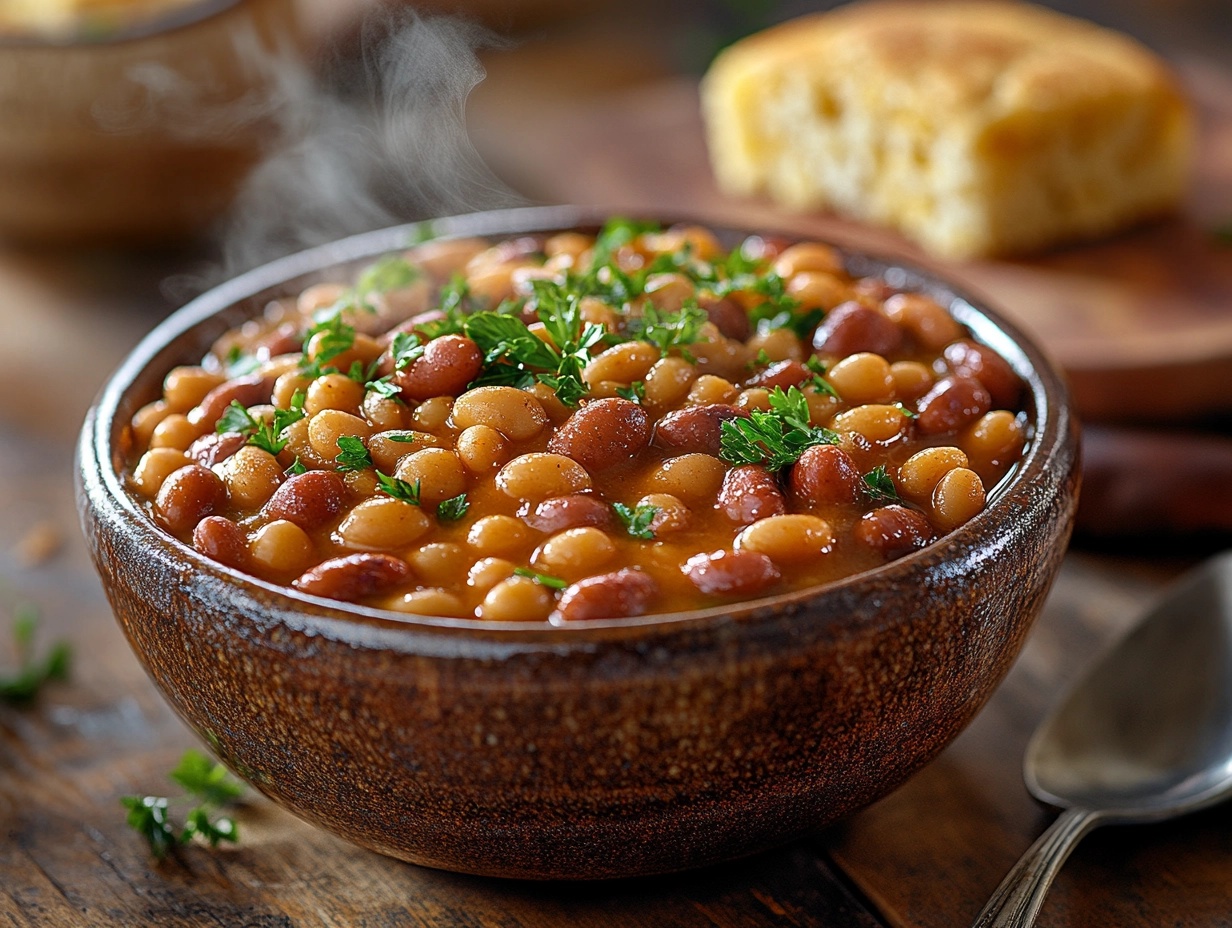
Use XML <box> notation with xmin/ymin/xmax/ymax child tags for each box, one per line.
<box><xmin>365</xmin><ymin>376</ymin><xmax>401</xmax><ymax>400</ymax></box>
<box><xmin>616</xmin><ymin>381</ymin><xmax>646</xmax><ymax>403</ymax></box>
<box><xmin>436</xmin><ymin>493</ymin><xmax>470</xmax><ymax>522</ymax></box>
<box><xmin>299</xmin><ymin>313</ymin><xmax>355</xmax><ymax>378</ymax></box>
<box><xmin>804</xmin><ymin>357</ymin><xmax>841</xmax><ymax>399</ymax></box>
<box><xmin>376</xmin><ymin>473</ymin><xmax>422</xmax><ymax>505</ymax></box>
<box><xmin>612</xmin><ymin>502</ymin><xmax>659</xmax><ymax>540</ymax></box>
<box><xmin>390</xmin><ymin>331</ymin><xmax>425</xmax><ymax>371</ymax></box>
<box><xmin>121</xmin><ymin>749</ymin><xmax>243</xmax><ymax>859</ymax></box>
<box><xmin>284</xmin><ymin>456</ymin><xmax>307</xmax><ymax>476</ymax></box>
<box><xmin>513</xmin><ymin>567</ymin><xmax>568</xmax><ymax>590</ymax></box>
<box><xmin>719</xmin><ymin>386</ymin><xmax>840</xmax><ymax>471</ymax></box>
<box><xmin>862</xmin><ymin>465</ymin><xmax>900</xmax><ymax>503</ymax></box>
<box><xmin>355</xmin><ymin>254</ymin><xmax>420</xmax><ymax>302</ymax></box>
<box><xmin>627</xmin><ymin>302</ymin><xmax>708</xmax><ymax>360</ymax></box>
<box><xmin>217</xmin><ymin>391</ymin><xmax>305</xmax><ymax>456</ymax></box>
<box><xmin>0</xmin><ymin>603</ymin><xmax>71</xmax><ymax>704</ymax></box>
<box><xmin>334</xmin><ymin>435</ymin><xmax>372</xmax><ymax>473</ymax></box>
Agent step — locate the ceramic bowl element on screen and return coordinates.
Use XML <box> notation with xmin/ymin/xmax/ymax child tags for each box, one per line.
<box><xmin>78</xmin><ymin>205</ymin><xmax>1080</xmax><ymax>879</ymax></box>
<box><xmin>0</xmin><ymin>0</ymin><xmax>302</xmax><ymax>246</ymax></box>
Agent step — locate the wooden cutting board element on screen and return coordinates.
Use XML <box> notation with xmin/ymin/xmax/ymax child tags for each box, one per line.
<box><xmin>471</xmin><ymin>57</ymin><xmax>1232</xmax><ymax>425</ymax></box>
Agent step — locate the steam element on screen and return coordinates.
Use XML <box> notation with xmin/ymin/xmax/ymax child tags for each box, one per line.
<box><xmin>220</xmin><ymin>10</ymin><xmax>524</xmax><ymax>274</ymax></box>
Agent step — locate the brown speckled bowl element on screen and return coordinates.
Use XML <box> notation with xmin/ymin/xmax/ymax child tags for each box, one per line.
<box><xmin>78</xmin><ymin>206</ymin><xmax>1080</xmax><ymax>880</ymax></box>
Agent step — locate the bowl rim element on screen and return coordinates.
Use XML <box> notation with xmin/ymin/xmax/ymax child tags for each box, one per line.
<box><xmin>81</xmin><ymin>204</ymin><xmax>1076</xmax><ymax>646</ymax></box>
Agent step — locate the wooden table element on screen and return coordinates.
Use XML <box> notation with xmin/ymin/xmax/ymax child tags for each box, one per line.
<box><xmin>3</xmin><ymin>22</ymin><xmax>1232</xmax><ymax>928</ymax></box>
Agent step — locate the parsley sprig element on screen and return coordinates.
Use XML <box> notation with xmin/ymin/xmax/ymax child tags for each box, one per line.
<box><xmin>121</xmin><ymin>749</ymin><xmax>243</xmax><ymax>860</ymax></box>
<box><xmin>862</xmin><ymin>465</ymin><xmax>900</xmax><ymax>503</ymax></box>
<box><xmin>627</xmin><ymin>302</ymin><xmax>708</xmax><ymax>360</ymax></box>
<box><xmin>376</xmin><ymin>473</ymin><xmax>422</xmax><ymax>506</ymax></box>
<box><xmin>719</xmin><ymin>387</ymin><xmax>840</xmax><ymax>471</ymax></box>
<box><xmin>0</xmin><ymin>603</ymin><xmax>71</xmax><ymax>705</ymax></box>
<box><xmin>334</xmin><ymin>436</ymin><xmax>372</xmax><ymax>473</ymax></box>
<box><xmin>464</xmin><ymin>280</ymin><xmax>605</xmax><ymax>406</ymax></box>
<box><xmin>216</xmin><ymin>391</ymin><xmax>306</xmax><ymax>456</ymax></box>
<box><xmin>436</xmin><ymin>493</ymin><xmax>470</xmax><ymax>522</ymax></box>
<box><xmin>613</xmin><ymin>502</ymin><xmax>659</xmax><ymax>540</ymax></box>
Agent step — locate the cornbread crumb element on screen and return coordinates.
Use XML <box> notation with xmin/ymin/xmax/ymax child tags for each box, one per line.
<box><xmin>701</xmin><ymin>0</ymin><xmax>1193</xmax><ymax>258</ymax></box>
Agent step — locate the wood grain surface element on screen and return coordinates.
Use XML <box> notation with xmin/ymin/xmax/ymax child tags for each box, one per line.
<box><xmin>469</xmin><ymin>59</ymin><xmax>1232</xmax><ymax>425</ymax></box>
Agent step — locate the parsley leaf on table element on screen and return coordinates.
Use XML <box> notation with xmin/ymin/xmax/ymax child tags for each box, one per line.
<box><xmin>0</xmin><ymin>603</ymin><xmax>71</xmax><ymax>705</ymax></box>
<box><xmin>121</xmin><ymin>749</ymin><xmax>244</xmax><ymax>860</ymax></box>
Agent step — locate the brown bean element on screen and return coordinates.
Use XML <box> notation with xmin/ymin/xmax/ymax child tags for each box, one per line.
<box><xmin>291</xmin><ymin>553</ymin><xmax>411</xmax><ymax>602</ymax></box>
<box><xmin>812</xmin><ymin>302</ymin><xmax>902</xmax><ymax>357</ymax></box>
<box><xmin>681</xmin><ymin>549</ymin><xmax>780</xmax><ymax>596</ymax></box>
<box><xmin>653</xmin><ymin>404</ymin><xmax>749</xmax><ymax>456</ymax></box>
<box><xmin>718</xmin><ymin>465</ymin><xmax>786</xmax><ymax>524</ymax></box>
<box><xmin>521</xmin><ymin>493</ymin><xmax>615</xmax><ymax>534</ymax></box>
<box><xmin>789</xmin><ymin>444</ymin><xmax>861</xmax><ymax>505</ymax></box>
<box><xmin>744</xmin><ymin>359</ymin><xmax>810</xmax><ymax>390</ymax></box>
<box><xmin>261</xmin><ymin>470</ymin><xmax>347</xmax><ymax>528</ymax></box>
<box><xmin>943</xmin><ymin>339</ymin><xmax>1022</xmax><ymax>409</ymax></box>
<box><xmin>187</xmin><ymin>374</ymin><xmax>275</xmax><ymax>428</ymax></box>
<box><xmin>551</xmin><ymin>569</ymin><xmax>658</xmax><ymax>623</ymax></box>
<box><xmin>916</xmin><ymin>376</ymin><xmax>992</xmax><ymax>435</ymax></box>
<box><xmin>188</xmin><ymin>431</ymin><xmax>246</xmax><ymax>468</ymax></box>
<box><xmin>700</xmin><ymin>296</ymin><xmax>750</xmax><ymax>341</ymax></box>
<box><xmin>853</xmin><ymin>505</ymin><xmax>934</xmax><ymax>559</ymax></box>
<box><xmin>192</xmin><ymin>516</ymin><xmax>249</xmax><ymax>569</ymax></box>
<box><xmin>395</xmin><ymin>334</ymin><xmax>483</xmax><ymax>401</ymax></box>
<box><xmin>547</xmin><ymin>398</ymin><xmax>651</xmax><ymax>471</ymax></box>
<box><xmin>155</xmin><ymin>465</ymin><xmax>227</xmax><ymax>535</ymax></box>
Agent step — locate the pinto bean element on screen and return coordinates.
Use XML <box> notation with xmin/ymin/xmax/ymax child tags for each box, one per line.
<box><xmin>943</xmin><ymin>339</ymin><xmax>1022</xmax><ymax>409</ymax></box>
<box><xmin>187</xmin><ymin>374</ymin><xmax>275</xmax><ymax>428</ymax></box>
<box><xmin>395</xmin><ymin>334</ymin><xmax>483</xmax><ymax>401</ymax></box>
<box><xmin>521</xmin><ymin>493</ymin><xmax>615</xmax><ymax>534</ymax></box>
<box><xmin>155</xmin><ymin>465</ymin><xmax>227</xmax><ymax>535</ymax></box>
<box><xmin>700</xmin><ymin>296</ymin><xmax>750</xmax><ymax>341</ymax></box>
<box><xmin>789</xmin><ymin>444</ymin><xmax>861</xmax><ymax>505</ymax></box>
<box><xmin>916</xmin><ymin>376</ymin><xmax>992</xmax><ymax>435</ymax></box>
<box><xmin>292</xmin><ymin>553</ymin><xmax>411</xmax><ymax>602</ymax></box>
<box><xmin>853</xmin><ymin>505</ymin><xmax>933</xmax><ymax>559</ymax></box>
<box><xmin>653</xmin><ymin>404</ymin><xmax>749</xmax><ymax>456</ymax></box>
<box><xmin>718</xmin><ymin>465</ymin><xmax>786</xmax><ymax>524</ymax></box>
<box><xmin>261</xmin><ymin>470</ymin><xmax>347</xmax><ymax>528</ymax></box>
<box><xmin>192</xmin><ymin>516</ymin><xmax>249</xmax><ymax>569</ymax></box>
<box><xmin>547</xmin><ymin>398</ymin><xmax>650</xmax><ymax>471</ymax></box>
<box><xmin>812</xmin><ymin>302</ymin><xmax>902</xmax><ymax>357</ymax></box>
<box><xmin>744</xmin><ymin>359</ymin><xmax>810</xmax><ymax>390</ymax></box>
<box><xmin>682</xmin><ymin>549</ymin><xmax>781</xmax><ymax>597</ymax></box>
<box><xmin>188</xmin><ymin>431</ymin><xmax>246</xmax><ymax>468</ymax></box>
<box><xmin>551</xmin><ymin>568</ymin><xmax>659</xmax><ymax>623</ymax></box>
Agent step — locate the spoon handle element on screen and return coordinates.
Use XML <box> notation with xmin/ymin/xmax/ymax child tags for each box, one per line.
<box><xmin>970</xmin><ymin>806</ymin><xmax>1101</xmax><ymax>928</ymax></box>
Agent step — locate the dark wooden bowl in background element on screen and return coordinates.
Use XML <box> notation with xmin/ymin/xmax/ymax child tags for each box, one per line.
<box><xmin>77</xmin><ymin>206</ymin><xmax>1080</xmax><ymax>879</ymax></box>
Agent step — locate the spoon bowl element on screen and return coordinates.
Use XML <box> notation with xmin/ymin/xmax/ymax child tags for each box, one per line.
<box><xmin>973</xmin><ymin>550</ymin><xmax>1232</xmax><ymax>927</ymax></box>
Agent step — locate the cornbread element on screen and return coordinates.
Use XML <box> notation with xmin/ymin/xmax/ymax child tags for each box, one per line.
<box><xmin>701</xmin><ymin>0</ymin><xmax>1193</xmax><ymax>258</ymax></box>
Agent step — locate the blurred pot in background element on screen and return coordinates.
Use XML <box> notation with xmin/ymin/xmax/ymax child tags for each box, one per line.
<box><xmin>0</xmin><ymin>0</ymin><xmax>306</xmax><ymax>247</ymax></box>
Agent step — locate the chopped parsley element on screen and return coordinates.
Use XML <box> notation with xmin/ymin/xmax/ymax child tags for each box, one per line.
<box><xmin>513</xmin><ymin>567</ymin><xmax>568</xmax><ymax>590</ymax></box>
<box><xmin>376</xmin><ymin>473</ymin><xmax>422</xmax><ymax>506</ymax></box>
<box><xmin>0</xmin><ymin>603</ymin><xmax>71</xmax><ymax>705</ymax></box>
<box><xmin>215</xmin><ymin>391</ymin><xmax>305</xmax><ymax>457</ymax></box>
<box><xmin>719</xmin><ymin>386</ymin><xmax>840</xmax><ymax>471</ymax></box>
<box><xmin>299</xmin><ymin>313</ymin><xmax>356</xmax><ymax>378</ymax></box>
<box><xmin>805</xmin><ymin>357</ymin><xmax>841</xmax><ymax>399</ymax></box>
<box><xmin>355</xmin><ymin>254</ymin><xmax>420</xmax><ymax>302</ymax></box>
<box><xmin>627</xmin><ymin>302</ymin><xmax>708</xmax><ymax>360</ymax></box>
<box><xmin>365</xmin><ymin>376</ymin><xmax>401</xmax><ymax>400</ymax></box>
<box><xmin>334</xmin><ymin>436</ymin><xmax>372</xmax><ymax>473</ymax></box>
<box><xmin>862</xmin><ymin>465</ymin><xmax>900</xmax><ymax>503</ymax></box>
<box><xmin>616</xmin><ymin>381</ymin><xmax>646</xmax><ymax>403</ymax></box>
<box><xmin>612</xmin><ymin>502</ymin><xmax>659</xmax><ymax>540</ymax></box>
<box><xmin>436</xmin><ymin>493</ymin><xmax>470</xmax><ymax>522</ymax></box>
<box><xmin>390</xmin><ymin>331</ymin><xmax>425</xmax><ymax>371</ymax></box>
<box><xmin>284</xmin><ymin>457</ymin><xmax>307</xmax><ymax>476</ymax></box>
<box><xmin>121</xmin><ymin>749</ymin><xmax>243</xmax><ymax>859</ymax></box>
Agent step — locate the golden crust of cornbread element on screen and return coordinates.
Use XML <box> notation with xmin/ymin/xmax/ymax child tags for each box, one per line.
<box><xmin>701</xmin><ymin>0</ymin><xmax>1193</xmax><ymax>258</ymax></box>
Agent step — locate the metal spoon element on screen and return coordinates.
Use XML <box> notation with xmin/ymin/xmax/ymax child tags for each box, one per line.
<box><xmin>972</xmin><ymin>551</ymin><xmax>1232</xmax><ymax>928</ymax></box>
